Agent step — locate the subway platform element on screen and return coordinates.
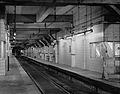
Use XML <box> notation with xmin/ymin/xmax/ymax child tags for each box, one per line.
<box><xmin>0</xmin><ymin>55</ymin><xmax>40</xmax><ymax>94</ymax></box>
<box><xmin>26</xmin><ymin>56</ymin><xmax>120</xmax><ymax>93</ymax></box>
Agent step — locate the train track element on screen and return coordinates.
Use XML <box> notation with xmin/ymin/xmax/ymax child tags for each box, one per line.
<box><xmin>17</xmin><ymin>57</ymin><xmax>100</xmax><ymax>94</ymax></box>
<box><xmin>18</xmin><ymin>57</ymin><xmax>70</xmax><ymax>94</ymax></box>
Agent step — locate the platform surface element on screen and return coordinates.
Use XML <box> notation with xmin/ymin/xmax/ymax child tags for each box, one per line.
<box><xmin>0</xmin><ymin>55</ymin><xmax>40</xmax><ymax>94</ymax></box>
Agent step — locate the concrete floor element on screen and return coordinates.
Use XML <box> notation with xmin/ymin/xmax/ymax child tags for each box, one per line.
<box><xmin>0</xmin><ymin>55</ymin><xmax>40</xmax><ymax>94</ymax></box>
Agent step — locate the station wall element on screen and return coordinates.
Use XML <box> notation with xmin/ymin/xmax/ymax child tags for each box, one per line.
<box><xmin>58</xmin><ymin>38</ymin><xmax>72</xmax><ymax>66</ymax></box>
<box><xmin>58</xmin><ymin>24</ymin><xmax>103</xmax><ymax>73</ymax></box>
<box><xmin>24</xmin><ymin>6</ymin><xmax>120</xmax><ymax>74</ymax></box>
<box><xmin>57</xmin><ymin>6</ymin><xmax>104</xmax><ymax>73</ymax></box>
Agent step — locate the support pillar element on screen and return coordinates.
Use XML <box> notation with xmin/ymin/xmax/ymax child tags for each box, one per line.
<box><xmin>0</xmin><ymin>6</ymin><xmax>6</xmax><ymax>75</ymax></box>
<box><xmin>55</xmin><ymin>44</ymin><xmax>58</xmax><ymax>63</ymax></box>
<box><xmin>71</xmin><ymin>36</ymin><xmax>76</xmax><ymax>67</ymax></box>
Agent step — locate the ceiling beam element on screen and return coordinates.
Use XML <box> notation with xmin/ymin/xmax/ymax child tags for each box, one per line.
<box><xmin>109</xmin><ymin>5</ymin><xmax>120</xmax><ymax>16</ymax></box>
<box><xmin>15</xmin><ymin>37</ymin><xmax>42</xmax><ymax>40</ymax></box>
<box><xmin>43</xmin><ymin>15</ymin><xmax>73</xmax><ymax>23</ymax></box>
<box><xmin>36</xmin><ymin>40</ymin><xmax>44</xmax><ymax>47</ymax></box>
<box><xmin>35</xmin><ymin>5</ymin><xmax>74</xmax><ymax>25</ymax></box>
<box><xmin>7</xmin><ymin>14</ymin><xmax>36</xmax><ymax>23</ymax></box>
<box><xmin>10</xmin><ymin>22</ymin><xmax>71</xmax><ymax>28</ymax></box>
<box><xmin>10</xmin><ymin>28</ymin><xmax>60</xmax><ymax>35</ymax></box>
<box><xmin>1</xmin><ymin>0</ymin><xmax>120</xmax><ymax>6</ymax></box>
<box><xmin>10</xmin><ymin>28</ymin><xmax>60</xmax><ymax>31</ymax></box>
<box><xmin>47</xmin><ymin>22</ymin><xmax>71</xmax><ymax>28</ymax></box>
<box><xmin>39</xmin><ymin>40</ymin><xmax>45</xmax><ymax>46</ymax></box>
<box><xmin>105</xmin><ymin>0</ymin><xmax>120</xmax><ymax>16</ymax></box>
<box><xmin>37</xmin><ymin>7</ymin><xmax>54</xmax><ymax>22</ymax></box>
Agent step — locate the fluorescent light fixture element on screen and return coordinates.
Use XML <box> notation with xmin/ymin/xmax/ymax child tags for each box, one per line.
<box><xmin>85</xmin><ymin>29</ymin><xmax>93</xmax><ymax>34</ymax></box>
<box><xmin>16</xmin><ymin>22</ymin><xmax>24</xmax><ymax>24</ymax></box>
<box><xmin>74</xmin><ymin>29</ymin><xmax>93</xmax><ymax>35</ymax></box>
<box><xmin>13</xmin><ymin>36</ymin><xmax>16</xmax><ymax>39</ymax></box>
<box><xmin>14</xmin><ymin>33</ymin><xmax>16</xmax><ymax>36</ymax></box>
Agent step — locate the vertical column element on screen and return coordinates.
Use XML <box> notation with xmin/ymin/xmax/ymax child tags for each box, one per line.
<box><xmin>83</xmin><ymin>34</ymin><xmax>87</xmax><ymax>69</ymax></box>
<box><xmin>55</xmin><ymin>44</ymin><xmax>58</xmax><ymax>63</ymax></box>
<box><xmin>0</xmin><ymin>5</ymin><xmax>6</xmax><ymax>75</ymax></box>
<box><xmin>71</xmin><ymin>36</ymin><xmax>76</xmax><ymax>67</ymax></box>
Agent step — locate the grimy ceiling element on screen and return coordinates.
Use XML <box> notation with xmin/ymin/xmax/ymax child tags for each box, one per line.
<box><xmin>0</xmin><ymin>0</ymin><xmax>120</xmax><ymax>48</ymax></box>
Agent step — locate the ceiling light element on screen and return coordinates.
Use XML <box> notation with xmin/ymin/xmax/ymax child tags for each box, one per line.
<box><xmin>14</xmin><ymin>33</ymin><xmax>16</xmax><ymax>36</ymax></box>
<box><xmin>74</xmin><ymin>29</ymin><xmax>93</xmax><ymax>35</ymax></box>
<box><xmin>13</xmin><ymin>36</ymin><xmax>15</xmax><ymax>39</ymax></box>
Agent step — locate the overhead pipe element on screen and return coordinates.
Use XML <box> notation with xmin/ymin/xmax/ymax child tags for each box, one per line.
<box><xmin>41</xmin><ymin>38</ymin><xmax>49</xmax><ymax>46</ymax></box>
<box><xmin>35</xmin><ymin>43</ymin><xmax>39</xmax><ymax>47</ymax></box>
<box><xmin>36</xmin><ymin>40</ymin><xmax>42</xmax><ymax>47</ymax></box>
<box><xmin>43</xmin><ymin>37</ymin><xmax>50</xmax><ymax>46</ymax></box>
<box><xmin>48</xmin><ymin>34</ymin><xmax>56</xmax><ymax>40</ymax></box>
<box><xmin>37</xmin><ymin>40</ymin><xmax>44</xmax><ymax>47</ymax></box>
<box><xmin>44</xmin><ymin>36</ymin><xmax>52</xmax><ymax>45</ymax></box>
<box><xmin>39</xmin><ymin>40</ymin><xmax>45</xmax><ymax>46</ymax></box>
<box><xmin>32</xmin><ymin>44</ymin><xmax>37</xmax><ymax>48</ymax></box>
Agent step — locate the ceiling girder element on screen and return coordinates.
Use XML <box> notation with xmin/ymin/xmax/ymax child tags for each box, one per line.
<box><xmin>10</xmin><ymin>28</ymin><xmax>60</xmax><ymax>36</ymax></box>
<box><xmin>40</xmin><ymin>38</ymin><xmax>49</xmax><ymax>46</ymax></box>
<box><xmin>36</xmin><ymin>5</ymin><xmax>74</xmax><ymax>23</ymax></box>
<box><xmin>10</xmin><ymin>28</ymin><xmax>60</xmax><ymax>31</ymax></box>
<box><xmin>48</xmin><ymin>34</ymin><xmax>56</xmax><ymax>40</ymax></box>
<box><xmin>34</xmin><ymin>43</ymin><xmax>39</xmax><ymax>47</ymax></box>
<box><xmin>104</xmin><ymin>5</ymin><xmax>120</xmax><ymax>22</ymax></box>
<box><xmin>13</xmin><ymin>37</ymin><xmax>37</xmax><ymax>41</ymax></box>
<box><xmin>42</xmin><ymin>37</ymin><xmax>51</xmax><ymax>45</ymax></box>
<box><xmin>44</xmin><ymin>36</ymin><xmax>53</xmax><ymax>44</ymax></box>
<box><xmin>109</xmin><ymin>5</ymin><xmax>120</xmax><ymax>16</ymax></box>
<box><xmin>35</xmin><ymin>40</ymin><xmax>42</xmax><ymax>47</ymax></box>
<box><xmin>43</xmin><ymin>15</ymin><xmax>73</xmax><ymax>23</ymax></box>
<box><xmin>37</xmin><ymin>7</ymin><xmax>54</xmax><ymax>22</ymax></box>
<box><xmin>37</xmin><ymin>40</ymin><xmax>44</xmax><ymax>47</ymax></box>
<box><xmin>10</xmin><ymin>22</ymin><xmax>71</xmax><ymax>28</ymax></box>
<box><xmin>39</xmin><ymin>40</ymin><xmax>45</xmax><ymax>46</ymax></box>
<box><xmin>1</xmin><ymin>0</ymin><xmax>120</xmax><ymax>6</ymax></box>
<box><xmin>7</xmin><ymin>14</ymin><xmax>36</xmax><ymax>23</ymax></box>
